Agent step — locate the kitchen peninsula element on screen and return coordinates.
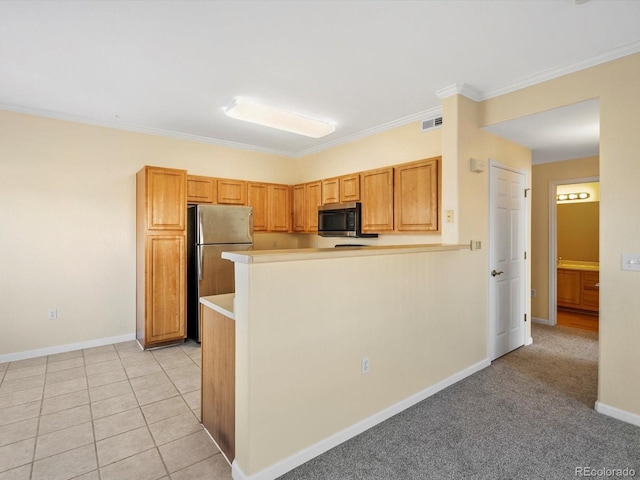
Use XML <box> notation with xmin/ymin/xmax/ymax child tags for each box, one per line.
<box><xmin>200</xmin><ymin>243</ymin><xmax>490</xmax><ymax>480</ymax></box>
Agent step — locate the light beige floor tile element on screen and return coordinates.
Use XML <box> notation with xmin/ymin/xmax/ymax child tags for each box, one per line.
<box><xmin>41</xmin><ymin>390</ymin><xmax>90</xmax><ymax>416</ymax></box>
<box><xmin>0</xmin><ymin>438</ymin><xmax>35</xmax><ymax>474</ymax></box>
<box><xmin>46</xmin><ymin>357</ymin><xmax>85</xmax><ymax>373</ymax></box>
<box><xmin>39</xmin><ymin>404</ymin><xmax>91</xmax><ymax>435</ymax></box>
<box><xmin>86</xmin><ymin>369</ymin><xmax>126</xmax><ymax>388</ymax></box>
<box><xmin>156</xmin><ymin>355</ymin><xmax>194</xmax><ymax>370</ymax></box>
<box><xmin>83</xmin><ymin>352</ymin><xmax>119</xmax><ymax>366</ymax></box>
<box><xmin>99</xmin><ymin>447</ymin><xmax>166</xmax><ymax>480</ymax></box>
<box><xmin>181</xmin><ymin>390</ymin><xmax>201</xmax><ymax>411</ymax></box>
<box><xmin>193</xmin><ymin>408</ymin><xmax>201</xmax><ymax>422</ymax></box>
<box><xmin>120</xmin><ymin>353</ymin><xmax>157</xmax><ymax>368</ymax></box>
<box><xmin>85</xmin><ymin>360</ymin><xmax>122</xmax><ymax>377</ymax></box>
<box><xmin>171</xmin><ymin>374</ymin><xmax>201</xmax><ymax>394</ymax></box>
<box><xmin>147</xmin><ymin>411</ymin><xmax>202</xmax><ymax>446</ymax></box>
<box><xmin>0</xmin><ymin>463</ymin><xmax>31</xmax><ymax>480</ymax></box>
<box><xmin>113</xmin><ymin>342</ymin><xmax>143</xmax><ymax>359</ymax></box>
<box><xmin>165</xmin><ymin>364</ymin><xmax>200</xmax><ymax>381</ymax></box>
<box><xmin>47</xmin><ymin>350</ymin><xmax>83</xmax><ymax>364</ymax></box>
<box><xmin>191</xmin><ymin>356</ymin><xmax>202</xmax><ymax>367</ymax></box>
<box><xmin>170</xmin><ymin>454</ymin><xmax>231</xmax><ymax>480</ymax></box>
<box><xmin>125</xmin><ymin>362</ymin><xmax>163</xmax><ymax>379</ymax></box>
<box><xmin>83</xmin><ymin>345</ymin><xmax>115</xmax><ymax>357</ymax></box>
<box><xmin>3</xmin><ymin>364</ymin><xmax>46</xmax><ymax>382</ymax></box>
<box><xmin>96</xmin><ymin>426</ymin><xmax>154</xmax><ymax>467</ymax></box>
<box><xmin>0</xmin><ymin>400</ymin><xmax>41</xmax><ymax>427</ymax></box>
<box><xmin>133</xmin><ymin>382</ymin><xmax>179</xmax><ymax>406</ymax></box>
<box><xmin>0</xmin><ymin>417</ymin><xmax>38</xmax><ymax>447</ymax></box>
<box><xmin>91</xmin><ymin>392</ymin><xmax>138</xmax><ymax>420</ymax></box>
<box><xmin>93</xmin><ymin>407</ymin><xmax>146</xmax><ymax>441</ymax></box>
<box><xmin>0</xmin><ymin>386</ymin><xmax>43</xmax><ymax>410</ymax></box>
<box><xmin>31</xmin><ymin>443</ymin><xmax>96</xmax><ymax>480</ymax></box>
<box><xmin>44</xmin><ymin>377</ymin><xmax>87</xmax><ymax>398</ymax></box>
<box><xmin>89</xmin><ymin>380</ymin><xmax>132</xmax><ymax>403</ymax></box>
<box><xmin>8</xmin><ymin>357</ymin><xmax>47</xmax><ymax>370</ymax></box>
<box><xmin>45</xmin><ymin>366</ymin><xmax>86</xmax><ymax>385</ymax></box>
<box><xmin>129</xmin><ymin>372</ymin><xmax>172</xmax><ymax>391</ymax></box>
<box><xmin>141</xmin><ymin>396</ymin><xmax>191</xmax><ymax>425</ymax></box>
<box><xmin>158</xmin><ymin>430</ymin><xmax>217</xmax><ymax>473</ymax></box>
<box><xmin>35</xmin><ymin>422</ymin><xmax>94</xmax><ymax>460</ymax></box>
<box><xmin>0</xmin><ymin>375</ymin><xmax>45</xmax><ymax>395</ymax></box>
<box><xmin>71</xmin><ymin>470</ymin><xmax>99</xmax><ymax>480</ymax></box>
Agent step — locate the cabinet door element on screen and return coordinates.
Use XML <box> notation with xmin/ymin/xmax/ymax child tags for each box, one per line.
<box><xmin>187</xmin><ymin>175</ymin><xmax>216</xmax><ymax>204</ymax></box>
<box><xmin>322</xmin><ymin>178</ymin><xmax>340</xmax><ymax>204</ymax></box>
<box><xmin>146</xmin><ymin>167</ymin><xmax>187</xmax><ymax>230</ymax></box>
<box><xmin>340</xmin><ymin>174</ymin><xmax>360</xmax><ymax>202</ymax></box>
<box><xmin>394</xmin><ymin>159</ymin><xmax>439</xmax><ymax>231</ymax></box>
<box><xmin>361</xmin><ymin>167</ymin><xmax>394</xmax><ymax>232</ymax></box>
<box><xmin>581</xmin><ymin>271</ymin><xmax>600</xmax><ymax>311</ymax></box>
<box><xmin>305</xmin><ymin>181</ymin><xmax>322</xmax><ymax>232</ymax></box>
<box><xmin>247</xmin><ymin>183</ymin><xmax>269</xmax><ymax>232</ymax></box>
<box><xmin>217</xmin><ymin>179</ymin><xmax>247</xmax><ymax>205</ymax></box>
<box><xmin>292</xmin><ymin>185</ymin><xmax>306</xmax><ymax>232</ymax></box>
<box><xmin>557</xmin><ymin>269</ymin><xmax>581</xmax><ymax>307</ymax></box>
<box><xmin>268</xmin><ymin>184</ymin><xmax>291</xmax><ymax>232</ymax></box>
<box><xmin>145</xmin><ymin>235</ymin><xmax>186</xmax><ymax>344</ymax></box>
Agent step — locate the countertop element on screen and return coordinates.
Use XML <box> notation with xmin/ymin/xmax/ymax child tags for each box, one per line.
<box><xmin>557</xmin><ymin>260</ymin><xmax>599</xmax><ymax>272</ymax></box>
<box><xmin>200</xmin><ymin>293</ymin><xmax>235</xmax><ymax>320</ymax></box>
<box><xmin>221</xmin><ymin>243</ymin><xmax>469</xmax><ymax>264</ymax></box>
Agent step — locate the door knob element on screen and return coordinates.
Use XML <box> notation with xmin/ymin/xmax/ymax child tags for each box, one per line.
<box><xmin>491</xmin><ymin>269</ymin><xmax>504</xmax><ymax>277</ymax></box>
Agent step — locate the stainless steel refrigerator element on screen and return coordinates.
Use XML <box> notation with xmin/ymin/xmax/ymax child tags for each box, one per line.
<box><xmin>187</xmin><ymin>204</ymin><xmax>253</xmax><ymax>341</ymax></box>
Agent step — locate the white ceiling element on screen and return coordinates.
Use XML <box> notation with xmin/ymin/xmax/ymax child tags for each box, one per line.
<box><xmin>1</xmin><ymin>1</ymin><xmax>639</xmax><ymax>160</ymax></box>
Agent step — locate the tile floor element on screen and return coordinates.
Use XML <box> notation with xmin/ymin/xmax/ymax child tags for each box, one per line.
<box><xmin>0</xmin><ymin>340</ymin><xmax>233</xmax><ymax>480</ymax></box>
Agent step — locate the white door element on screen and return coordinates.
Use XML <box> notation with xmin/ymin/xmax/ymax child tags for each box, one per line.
<box><xmin>489</xmin><ymin>164</ymin><xmax>526</xmax><ymax>360</ymax></box>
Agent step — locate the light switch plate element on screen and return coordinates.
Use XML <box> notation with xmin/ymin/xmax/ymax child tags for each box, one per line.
<box><xmin>622</xmin><ymin>253</ymin><xmax>640</xmax><ymax>272</ymax></box>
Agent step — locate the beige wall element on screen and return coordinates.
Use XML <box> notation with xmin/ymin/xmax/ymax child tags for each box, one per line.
<box><xmin>482</xmin><ymin>52</ymin><xmax>640</xmax><ymax>418</ymax></box>
<box><xmin>0</xmin><ymin>111</ymin><xmax>293</xmax><ymax>359</ymax></box>
<box><xmin>530</xmin><ymin>156</ymin><xmax>599</xmax><ymax>320</ymax></box>
<box><xmin>557</xmin><ymin>202</ymin><xmax>599</xmax><ymax>262</ymax></box>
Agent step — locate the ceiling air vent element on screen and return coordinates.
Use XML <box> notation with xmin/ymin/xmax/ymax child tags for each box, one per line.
<box><xmin>422</xmin><ymin>116</ymin><xmax>443</xmax><ymax>132</ymax></box>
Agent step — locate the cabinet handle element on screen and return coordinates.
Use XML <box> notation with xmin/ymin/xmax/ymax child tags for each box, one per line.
<box><xmin>595</xmin><ymin>283</ymin><xmax>600</xmax><ymax>288</ymax></box>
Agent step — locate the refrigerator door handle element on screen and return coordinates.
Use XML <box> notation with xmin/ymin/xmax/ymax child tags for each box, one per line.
<box><xmin>198</xmin><ymin>208</ymin><xmax>204</xmax><ymax>246</ymax></box>
<box><xmin>197</xmin><ymin>245</ymin><xmax>203</xmax><ymax>281</ymax></box>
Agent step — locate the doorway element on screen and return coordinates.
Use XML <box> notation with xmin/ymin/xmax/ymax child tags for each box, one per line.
<box><xmin>548</xmin><ymin>178</ymin><xmax>600</xmax><ymax>329</ymax></box>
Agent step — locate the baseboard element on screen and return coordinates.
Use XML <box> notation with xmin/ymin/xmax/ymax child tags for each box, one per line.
<box><xmin>231</xmin><ymin>357</ymin><xmax>491</xmax><ymax>480</ymax></box>
<box><xmin>532</xmin><ymin>317</ymin><xmax>550</xmax><ymax>325</ymax></box>
<box><xmin>0</xmin><ymin>333</ymin><xmax>137</xmax><ymax>364</ymax></box>
<box><xmin>595</xmin><ymin>401</ymin><xmax>640</xmax><ymax>428</ymax></box>
<box><xmin>525</xmin><ymin>336</ymin><xmax>533</xmax><ymax>346</ymax></box>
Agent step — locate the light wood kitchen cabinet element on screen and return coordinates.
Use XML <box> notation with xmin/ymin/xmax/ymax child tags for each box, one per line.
<box><xmin>136</xmin><ymin>166</ymin><xmax>187</xmax><ymax>349</ymax></box>
<box><xmin>557</xmin><ymin>268</ymin><xmax>599</xmax><ymax>312</ymax></box>
<box><xmin>292</xmin><ymin>181</ymin><xmax>322</xmax><ymax>232</ymax></box>
<box><xmin>340</xmin><ymin>174</ymin><xmax>360</xmax><ymax>202</ymax></box>
<box><xmin>201</xmin><ymin>305</ymin><xmax>235</xmax><ymax>462</ymax></box>
<box><xmin>217</xmin><ymin>178</ymin><xmax>247</xmax><ymax>205</ymax></box>
<box><xmin>394</xmin><ymin>158</ymin><xmax>439</xmax><ymax>232</ymax></box>
<box><xmin>322</xmin><ymin>177</ymin><xmax>340</xmax><ymax>204</ymax></box>
<box><xmin>248</xmin><ymin>182</ymin><xmax>291</xmax><ymax>232</ymax></box>
<box><xmin>361</xmin><ymin>167</ymin><xmax>394</xmax><ymax>233</ymax></box>
<box><xmin>187</xmin><ymin>175</ymin><xmax>216</xmax><ymax>204</ymax></box>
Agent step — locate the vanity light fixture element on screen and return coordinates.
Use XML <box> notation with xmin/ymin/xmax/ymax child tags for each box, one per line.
<box><xmin>557</xmin><ymin>192</ymin><xmax>590</xmax><ymax>201</ymax></box>
<box><xmin>224</xmin><ymin>98</ymin><xmax>335</xmax><ymax>138</ymax></box>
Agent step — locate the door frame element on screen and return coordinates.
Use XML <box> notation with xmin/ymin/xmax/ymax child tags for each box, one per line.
<box><xmin>489</xmin><ymin>160</ymin><xmax>530</xmax><ymax>360</ymax></box>
<box><xmin>547</xmin><ymin>175</ymin><xmax>599</xmax><ymax>325</ymax></box>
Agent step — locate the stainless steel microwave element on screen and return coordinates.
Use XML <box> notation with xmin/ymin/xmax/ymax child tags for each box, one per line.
<box><xmin>317</xmin><ymin>202</ymin><xmax>378</xmax><ymax>238</ymax></box>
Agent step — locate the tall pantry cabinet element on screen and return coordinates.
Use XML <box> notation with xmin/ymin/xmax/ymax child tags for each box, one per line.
<box><xmin>136</xmin><ymin>166</ymin><xmax>187</xmax><ymax>349</ymax></box>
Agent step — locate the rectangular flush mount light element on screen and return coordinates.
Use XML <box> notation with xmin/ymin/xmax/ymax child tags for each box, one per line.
<box><xmin>224</xmin><ymin>98</ymin><xmax>335</xmax><ymax>138</ymax></box>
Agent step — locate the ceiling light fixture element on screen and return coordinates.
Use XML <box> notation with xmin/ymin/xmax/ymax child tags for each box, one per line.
<box><xmin>224</xmin><ymin>98</ymin><xmax>335</xmax><ymax>138</ymax></box>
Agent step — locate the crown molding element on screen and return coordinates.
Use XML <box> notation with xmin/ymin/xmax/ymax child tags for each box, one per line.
<box><xmin>294</xmin><ymin>105</ymin><xmax>443</xmax><ymax>158</ymax></box>
<box><xmin>435</xmin><ymin>83</ymin><xmax>482</xmax><ymax>102</ymax></box>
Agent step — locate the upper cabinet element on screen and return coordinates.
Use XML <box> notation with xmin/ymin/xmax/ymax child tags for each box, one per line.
<box><xmin>322</xmin><ymin>178</ymin><xmax>340</xmax><ymax>204</ymax></box>
<box><xmin>394</xmin><ymin>158</ymin><xmax>439</xmax><ymax>232</ymax></box>
<box><xmin>360</xmin><ymin>167</ymin><xmax>394</xmax><ymax>233</ymax></box>
<box><xmin>187</xmin><ymin>175</ymin><xmax>216</xmax><ymax>204</ymax></box>
<box><xmin>217</xmin><ymin>179</ymin><xmax>247</xmax><ymax>205</ymax></box>
<box><xmin>340</xmin><ymin>174</ymin><xmax>360</xmax><ymax>202</ymax></box>
<box><xmin>292</xmin><ymin>181</ymin><xmax>322</xmax><ymax>233</ymax></box>
<box><xmin>144</xmin><ymin>166</ymin><xmax>187</xmax><ymax>231</ymax></box>
<box><xmin>248</xmin><ymin>182</ymin><xmax>291</xmax><ymax>233</ymax></box>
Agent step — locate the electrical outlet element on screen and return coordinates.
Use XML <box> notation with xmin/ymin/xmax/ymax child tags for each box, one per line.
<box><xmin>48</xmin><ymin>309</ymin><xmax>58</xmax><ymax>320</ymax></box>
<box><xmin>361</xmin><ymin>357</ymin><xmax>370</xmax><ymax>375</ymax></box>
<box><xmin>445</xmin><ymin>210</ymin><xmax>454</xmax><ymax>223</ymax></box>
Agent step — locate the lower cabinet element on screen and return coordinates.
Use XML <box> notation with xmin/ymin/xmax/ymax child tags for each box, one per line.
<box><xmin>557</xmin><ymin>268</ymin><xmax>599</xmax><ymax>312</ymax></box>
<box><xmin>201</xmin><ymin>305</ymin><xmax>235</xmax><ymax>462</ymax></box>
